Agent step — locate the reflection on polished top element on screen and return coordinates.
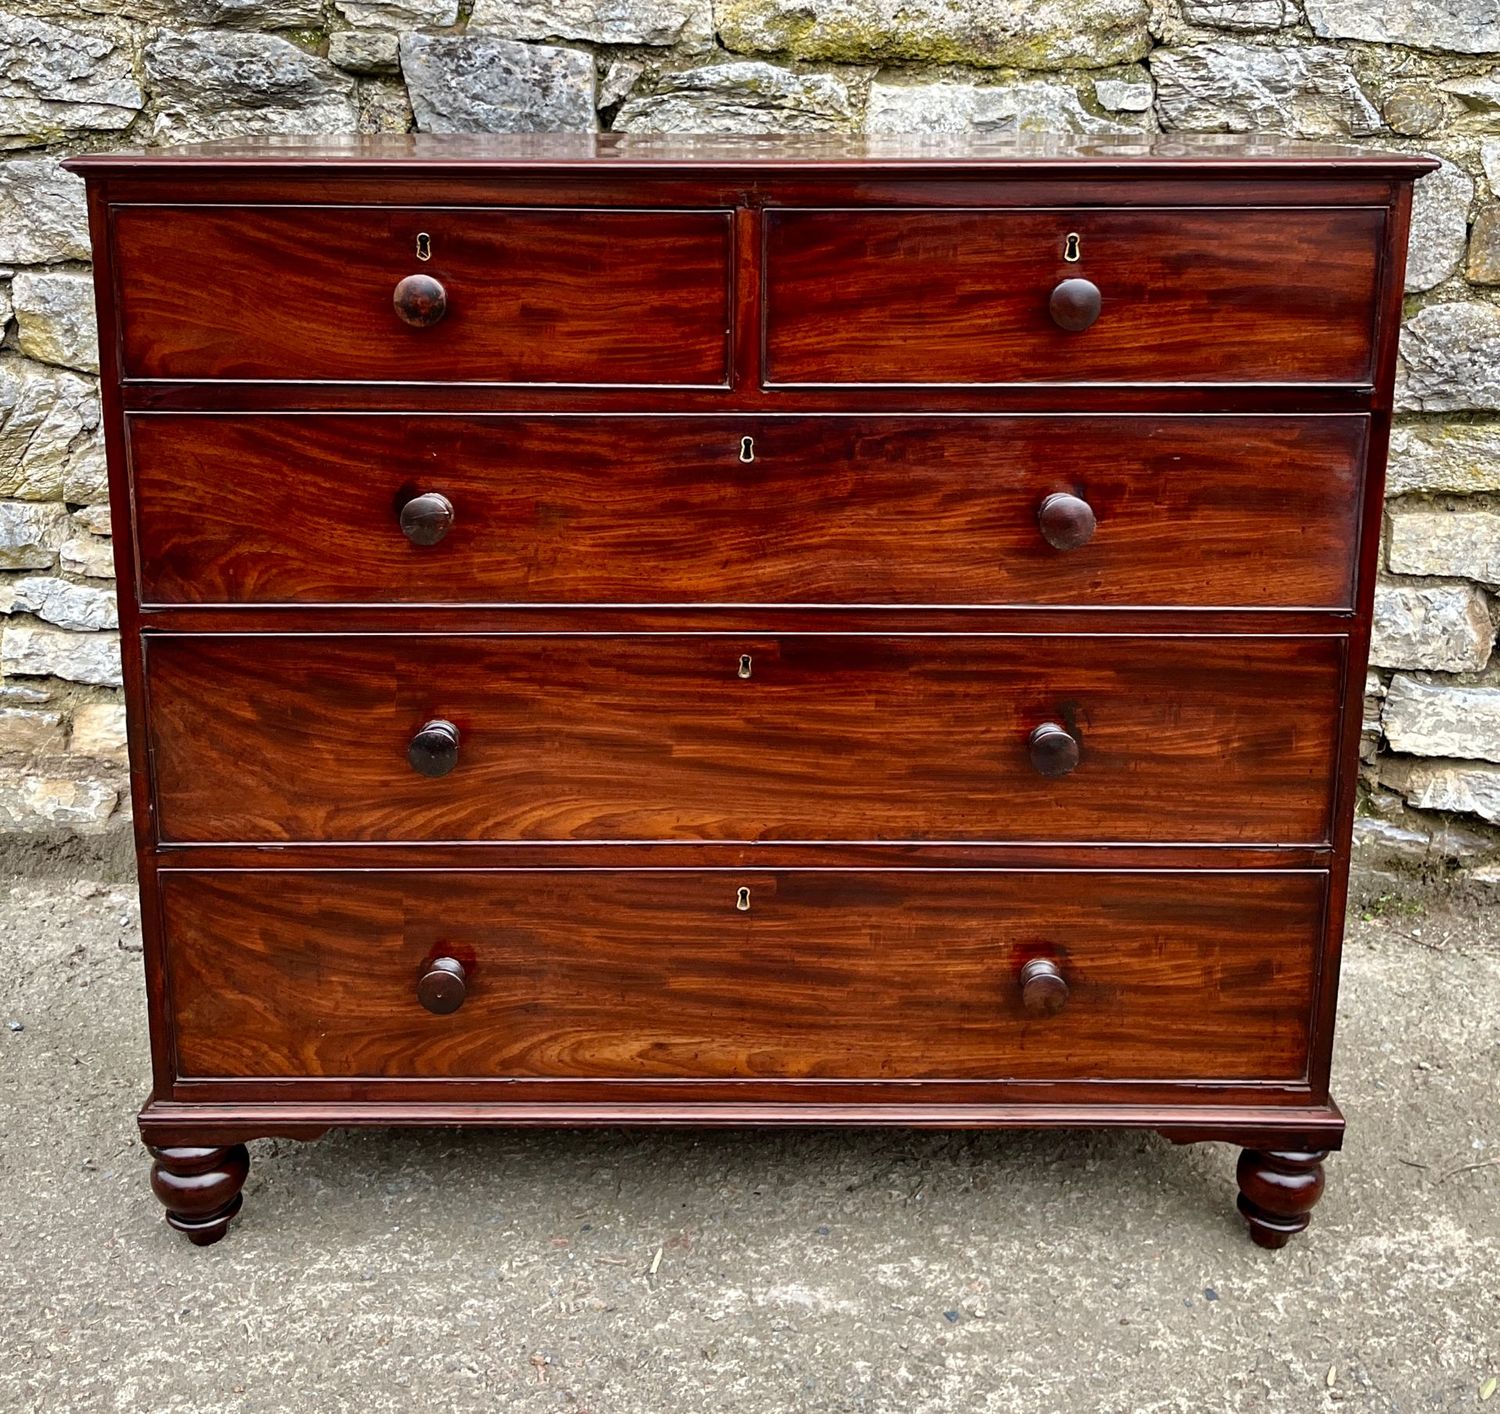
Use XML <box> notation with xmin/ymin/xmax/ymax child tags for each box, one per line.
<box><xmin>64</xmin><ymin>130</ymin><xmax>1435</xmax><ymax>176</ymax></box>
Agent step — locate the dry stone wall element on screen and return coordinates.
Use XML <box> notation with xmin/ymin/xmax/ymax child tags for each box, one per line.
<box><xmin>2</xmin><ymin>0</ymin><xmax>1500</xmax><ymax>888</ymax></box>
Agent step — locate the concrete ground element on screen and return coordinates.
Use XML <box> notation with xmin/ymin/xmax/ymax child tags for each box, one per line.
<box><xmin>1</xmin><ymin>874</ymin><xmax>1497</xmax><ymax>1414</ymax></box>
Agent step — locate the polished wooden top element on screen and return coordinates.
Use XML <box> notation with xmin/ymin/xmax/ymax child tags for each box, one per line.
<box><xmin>64</xmin><ymin>131</ymin><xmax>1438</xmax><ymax>179</ymax></box>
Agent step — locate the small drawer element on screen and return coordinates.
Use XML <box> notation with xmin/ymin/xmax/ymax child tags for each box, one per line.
<box><xmin>144</xmin><ymin>632</ymin><xmax>1343</xmax><ymax>846</ymax></box>
<box><xmin>111</xmin><ymin>204</ymin><xmax>733</xmax><ymax>384</ymax></box>
<box><xmin>763</xmin><ymin>206</ymin><xmax>1385</xmax><ymax>385</ymax></box>
<box><xmin>161</xmin><ymin>869</ymin><xmax>1324</xmax><ymax>1083</ymax></box>
<box><xmin>127</xmin><ymin>413</ymin><xmax>1368</xmax><ymax>610</ymax></box>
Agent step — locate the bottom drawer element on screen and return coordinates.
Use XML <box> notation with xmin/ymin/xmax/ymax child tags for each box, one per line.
<box><xmin>161</xmin><ymin>870</ymin><xmax>1323</xmax><ymax>1084</ymax></box>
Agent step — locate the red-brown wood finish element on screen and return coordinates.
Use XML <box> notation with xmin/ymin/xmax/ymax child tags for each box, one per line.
<box><xmin>1237</xmin><ymin>1148</ymin><xmax>1329</xmax><ymax>1248</ymax></box>
<box><xmin>148</xmin><ymin>1144</ymin><xmax>250</xmax><ymax>1246</ymax></box>
<box><xmin>143</xmin><ymin>632</ymin><xmax>1344</xmax><ymax>846</ymax></box>
<box><xmin>764</xmin><ymin>207</ymin><xmax>1385</xmax><ymax>385</ymax></box>
<box><xmin>1306</xmin><ymin>177</ymin><xmax>1417</xmax><ymax>1113</ymax></box>
<box><xmin>61</xmin><ymin>134</ymin><xmax>1433</xmax><ymax>1247</ymax></box>
<box><xmin>126</xmin><ymin>414</ymin><xmax>1368</xmax><ymax>609</ymax></box>
<box><xmin>159</xmin><ymin>869</ymin><xmax>1323</xmax><ymax>1083</ymax></box>
<box><xmin>112</xmin><ymin>204</ymin><xmax>734</xmax><ymax>384</ymax></box>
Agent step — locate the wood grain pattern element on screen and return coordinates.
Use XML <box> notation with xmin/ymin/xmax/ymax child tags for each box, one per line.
<box><xmin>127</xmin><ymin>414</ymin><xmax>1367</xmax><ymax>609</ymax></box>
<box><xmin>765</xmin><ymin>207</ymin><xmax>1385</xmax><ymax>385</ymax></box>
<box><xmin>61</xmin><ymin>139</ymin><xmax>1428</xmax><ymax>1241</ymax></box>
<box><xmin>144</xmin><ymin>632</ymin><xmax>1344</xmax><ymax>845</ymax></box>
<box><xmin>112</xmin><ymin>205</ymin><xmax>733</xmax><ymax>384</ymax></box>
<box><xmin>160</xmin><ymin>869</ymin><xmax>1324</xmax><ymax>1082</ymax></box>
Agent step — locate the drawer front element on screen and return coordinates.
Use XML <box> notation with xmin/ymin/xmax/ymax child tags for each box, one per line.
<box><xmin>129</xmin><ymin>414</ymin><xmax>1367</xmax><ymax>610</ymax></box>
<box><xmin>764</xmin><ymin>207</ymin><xmax>1384</xmax><ymax>385</ymax></box>
<box><xmin>146</xmin><ymin>634</ymin><xmax>1343</xmax><ymax>845</ymax></box>
<box><xmin>161</xmin><ymin>869</ymin><xmax>1323</xmax><ymax>1082</ymax></box>
<box><xmin>112</xmin><ymin>205</ymin><xmax>733</xmax><ymax>384</ymax></box>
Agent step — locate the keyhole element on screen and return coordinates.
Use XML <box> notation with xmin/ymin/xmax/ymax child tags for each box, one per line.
<box><xmin>1063</xmin><ymin>232</ymin><xmax>1081</xmax><ymax>263</ymax></box>
<box><xmin>738</xmin><ymin>654</ymin><xmax>752</xmax><ymax>679</ymax></box>
<box><xmin>739</xmin><ymin>435</ymin><xmax>755</xmax><ymax>463</ymax></box>
<box><xmin>416</xmin><ymin>232</ymin><xmax>432</xmax><ymax>262</ymax></box>
<box><xmin>736</xmin><ymin>887</ymin><xmax>751</xmax><ymax>912</ymax></box>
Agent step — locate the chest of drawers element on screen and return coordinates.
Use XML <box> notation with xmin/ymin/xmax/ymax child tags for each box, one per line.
<box><xmin>66</xmin><ymin>134</ymin><xmax>1432</xmax><ymax>1249</ymax></box>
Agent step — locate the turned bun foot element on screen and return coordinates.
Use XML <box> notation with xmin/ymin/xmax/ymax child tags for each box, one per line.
<box><xmin>1236</xmin><ymin>1148</ymin><xmax>1327</xmax><ymax>1249</ymax></box>
<box><xmin>149</xmin><ymin>1144</ymin><xmax>250</xmax><ymax>1246</ymax></box>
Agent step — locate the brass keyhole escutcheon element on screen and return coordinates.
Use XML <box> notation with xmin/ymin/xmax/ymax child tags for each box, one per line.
<box><xmin>739</xmin><ymin>435</ymin><xmax>755</xmax><ymax>463</ymax></box>
<box><xmin>416</xmin><ymin>231</ymin><xmax>432</xmax><ymax>262</ymax></box>
<box><xmin>736</xmin><ymin>887</ymin><xmax>751</xmax><ymax>912</ymax></box>
<box><xmin>738</xmin><ymin>654</ymin><xmax>752</xmax><ymax>679</ymax></box>
<box><xmin>1063</xmin><ymin>232</ymin><xmax>1081</xmax><ymax>263</ymax></box>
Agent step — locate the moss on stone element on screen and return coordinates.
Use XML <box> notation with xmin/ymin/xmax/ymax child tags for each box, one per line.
<box><xmin>716</xmin><ymin>0</ymin><xmax>1151</xmax><ymax>72</ymax></box>
<box><xmin>281</xmin><ymin>27</ymin><xmax>333</xmax><ymax>55</ymax></box>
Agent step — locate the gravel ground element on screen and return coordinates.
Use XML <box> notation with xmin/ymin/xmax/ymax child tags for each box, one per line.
<box><xmin>1</xmin><ymin>874</ymin><xmax>1497</xmax><ymax>1413</ymax></box>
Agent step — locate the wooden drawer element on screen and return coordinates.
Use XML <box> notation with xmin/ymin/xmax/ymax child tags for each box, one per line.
<box><xmin>111</xmin><ymin>205</ymin><xmax>733</xmax><ymax>384</ymax></box>
<box><xmin>161</xmin><ymin>869</ymin><xmax>1324</xmax><ymax>1082</ymax></box>
<box><xmin>145</xmin><ymin>633</ymin><xmax>1343</xmax><ymax>845</ymax></box>
<box><xmin>764</xmin><ymin>207</ymin><xmax>1385</xmax><ymax>385</ymax></box>
<box><xmin>128</xmin><ymin>414</ymin><xmax>1367</xmax><ymax>610</ymax></box>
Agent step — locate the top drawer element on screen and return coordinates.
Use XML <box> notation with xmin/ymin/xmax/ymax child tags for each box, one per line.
<box><xmin>110</xmin><ymin>205</ymin><xmax>734</xmax><ymax>385</ymax></box>
<box><xmin>763</xmin><ymin>207</ymin><xmax>1385</xmax><ymax>386</ymax></box>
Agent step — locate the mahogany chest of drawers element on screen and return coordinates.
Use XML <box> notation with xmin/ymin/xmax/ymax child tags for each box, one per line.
<box><xmin>66</xmin><ymin>134</ymin><xmax>1432</xmax><ymax>1248</ymax></box>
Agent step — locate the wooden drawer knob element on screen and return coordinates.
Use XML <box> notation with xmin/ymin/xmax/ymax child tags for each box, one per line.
<box><xmin>393</xmin><ymin>273</ymin><xmax>447</xmax><ymax>328</ymax></box>
<box><xmin>1049</xmin><ymin>277</ymin><xmax>1101</xmax><ymax>332</ymax></box>
<box><xmin>1037</xmin><ymin>492</ymin><xmax>1096</xmax><ymax>550</ymax></box>
<box><xmin>407</xmin><ymin>718</ymin><xmax>460</xmax><ymax>778</ymax></box>
<box><xmin>1028</xmin><ymin>722</ymin><xmax>1080</xmax><ymax>777</ymax></box>
<box><xmin>1019</xmin><ymin>958</ymin><xmax>1069</xmax><ymax>1016</ymax></box>
<box><xmin>417</xmin><ymin>956</ymin><xmax>467</xmax><ymax>1014</ymax></box>
<box><xmin>399</xmin><ymin>491</ymin><xmax>454</xmax><ymax>546</ymax></box>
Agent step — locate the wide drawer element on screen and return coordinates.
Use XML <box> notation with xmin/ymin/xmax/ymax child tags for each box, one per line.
<box><xmin>128</xmin><ymin>414</ymin><xmax>1367</xmax><ymax>609</ymax></box>
<box><xmin>145</xmin><ymin>633</ymin><xmax>1343</xmax><ymax>845</ymax></box>
<box><xmin>764</xmin><ymin>207</ymin><xmax>1385</xmax><ymax>385</ymax></box>
<box><xmin>111</xmin><ymin>205</ymin><xmax>733</xmax><ymax>384</ymax></box>
<box><xmin>160</xmin><ymin>869</ymin><xmax>1324</xmax><ymax>1082</ymax></box>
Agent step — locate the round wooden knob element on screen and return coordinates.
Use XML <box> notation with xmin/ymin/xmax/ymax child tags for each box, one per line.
<box><xmin>1019</xmin><ymin>958</ymin><xmax>1069</xmax><ymax>1016</ymax></box>
<box><xmin>393</xmin><ymin>273</ymin><xmax>447</xmax><ymax>328</ymax></box>
<box><xmin>1028</xmin><ymin>722</ymin><xmax>1080</xmax><ymax>777</ymax></box>
<box><xmin>1037</xmin><ymin>492</ymin><xmax>1096</xmax><ymax>551</ymax></box>
<box><xmin>417</xmin><ymin>957</ymin><xmax>467</xmax><ymax>1014</ymax></box>
<box><xmin>1049</xmin><ymin>277</ymin><xmax>1101</xmax><ymax>332</ymax></box>
<box><xmin>407</xmin><ymin>718</ymin><xmax>460</xmax><ymax>778</ymax></box>
<box><xmin>399</xmin><ymin>491</ymin><xmax>454</xmax><ymax>546</ymax></box>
